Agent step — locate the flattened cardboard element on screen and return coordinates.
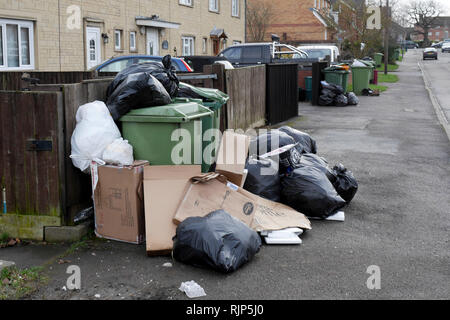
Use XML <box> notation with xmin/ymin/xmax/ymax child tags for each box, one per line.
<box><xmin>173</xmin><ymin>174</ymin><xmax>311</xmax><ymax>232</ymax></box>
<box><xmin>93</xmin><ymin>161</ymin><xmax>149</xmax><ymax>244</ymax></box>
<box><xmin>174</xmin><ymin>177</ymin><xmax>255</xmax><ymax>227</ymax></box>
<box><xmin>240</xmin><ymin>188</ymin><xmax>312</xmax><ymax>232</ymax></box>
<box><xmin>215</xmin><ymin>131</ymin><xmax>250</xmax><ymax>186</ymax></box>
<box><xmin>143</xmin><ymin>165</ymin><xmax>201</xmax><ymax>255</ymax></box>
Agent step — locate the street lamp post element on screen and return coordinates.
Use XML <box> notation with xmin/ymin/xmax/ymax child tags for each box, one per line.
<box><xmin>384</xmin><ymin>0</ymin><xmax>390</xmax><ymax>75</ymax></box>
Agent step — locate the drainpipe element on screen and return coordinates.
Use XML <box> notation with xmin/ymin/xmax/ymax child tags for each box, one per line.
<box><xmin>2</xmin><ymin>187</ymin><xmax>6</xmax><ymax>214</ymax></box>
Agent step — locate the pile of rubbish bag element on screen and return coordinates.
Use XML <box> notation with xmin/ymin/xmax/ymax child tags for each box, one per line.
<box><xmin>106</xmin><ymin>55</ymin><xmax>179</xmax><ymax>120</ymax></box>
<box><xmin>245</xmin><ymin>126</ymin><xmax>358</xmax><ymax>220</ymax></box>
<box><xmin>319</xmin><ymin>81</ymin><xmax>359</xmax><ymax>107</ymax></box>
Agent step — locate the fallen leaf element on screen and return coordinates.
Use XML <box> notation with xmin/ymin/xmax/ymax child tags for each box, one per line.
<box><xmin>2</xmin><ymin>278</ymin><xmax>10</xmax><ymax>285</ymax></box>
<box><xmin>7</xmin><ymin>239</ymin><xmax>16</xmax><ymax>246</ymax></box>
<box><xmin>58</xmin><ymin>259</ymin><xmax>71</xmax><ymax>264</ymax></box>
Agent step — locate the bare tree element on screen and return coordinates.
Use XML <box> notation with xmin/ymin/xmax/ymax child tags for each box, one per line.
<box><xmin>406</xmin><ymin>0</ymin><xmax>442</xmax><ymax>46</ymax></box>
<box><xmin>246</xmin><ymin>1</ymin><xmax>274</xmax><ymax>42</ymax></box>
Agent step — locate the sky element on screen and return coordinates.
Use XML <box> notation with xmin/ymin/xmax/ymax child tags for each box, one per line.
<box><xmin>394</xmin><ymin>0</ymin><xmax>450</xmax><ymax>15</ymax></box>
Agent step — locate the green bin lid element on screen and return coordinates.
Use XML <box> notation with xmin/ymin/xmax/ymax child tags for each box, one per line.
<box><xmin>119</xmin><ymin>102</ymin><xmax>213</xmax><ymax>123</ymax></box>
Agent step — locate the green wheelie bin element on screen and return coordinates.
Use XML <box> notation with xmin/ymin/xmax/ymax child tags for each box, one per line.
<box><xmin>351</xmin><ymin>65</ymin><xmax>372</xmax><ymax>95</ymax></box>
<box><xmin>374</xmin><ymin>53</ymin><xmax>384</xmax><ymax>67</ymax></box>
<box><xmin>120</xmin><ymin>101</ymin><xmax>213</xmax><ymax>172</ymax></box>
<box><xmin>323</xmin><ymin>67</ymin><xmax>350</xmax><ymax>93</ymax></box>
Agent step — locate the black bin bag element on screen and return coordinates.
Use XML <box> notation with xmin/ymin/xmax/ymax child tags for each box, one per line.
<box><xmin>278</xmin><ymin>126</ymin><xmax>317</xmax><ymax>154</ymax></box>
<box><xmin>330</xmin><ymin>164</ymin><xmax>358</xmax><ymax>204</ymax></box>
<box><xmin>106</xmin><ymin>55</ymin><xmax>179</xmax><ymax>99</ymax></box>
<box><xmin>243</xmin><ymin>157</ymin><xmax>281</xmax><ymax>202</ymax></box>
<box><xmin>299</xmin><ymin>153</ymin><xmax>334</xmax><ymax>181</ymax></box>
<box><xmin>172</xmin><ymin>210</ymin><xmax>262</xmax><ymax>273</ymax></box>
<box><xmin>249</xmin><ymin>130</ymin><xmax>295</xmax><ymax>156</ymax></box>
<box><xmin>281</xmin><ymin>166</ymin><xmax>346</xmax><ymax>219</ymax></box>
<box><xmin>106</xmin><ymin>72</ymin><xmax>172</xmax><ymax>120</ymax></box>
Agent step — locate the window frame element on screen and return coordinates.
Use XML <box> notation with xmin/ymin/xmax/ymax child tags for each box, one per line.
<box><xmin>181</xmin><ymin>36</ymin><xmax>195</xmax><ymax>56</ymax></box>
<box><xmin>115</xmin><ymin>29</ymin><xmax>122</xmax><ymax>51</ymax></box>
<box><xmin>0</xmin><ymin>18</ymin><xmax>35</xmax><ymax>71</ymax></box>
<box><xmin>209</xmin><ymin>0</ymin><xmax>219</xmax><ymax>13</ymax></box>
<box><xmin>232</xmin><ymin>0</ymin><xmax>239</xmax><ymax>17</ymax></box>
<box><xmin>129</xmin><ymin>31</ymin><xmax>137</xmax><ymax>52</ymax></box>
<box><xmin>202</xmin><ymin>37</ymin><xmax>207</xmax><ymax>54</ymax></box>
<box><xmin>179</xmin><ymin>0</ymin><xmax>193</xmax><ymax>6</ymax></box>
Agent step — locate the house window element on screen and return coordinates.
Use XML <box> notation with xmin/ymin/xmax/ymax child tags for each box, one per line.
<box><xmin>0</xmin><ymin>18</ymin><xmax>34</xmax><ymax>70</ymax></box>
<box><xmin>130</xmin><ymin>31</ymin><xmax>136</xmax><ymax>51</ymax></box>
<box><xmin>209</xmin><ymin>0</ymin><xmax>219</xmax><ymax>12</ymax></box>
<box><xmin>182</xmin><ymin>36</ymin><xmax>195</xmax><ymax>56</ymax></box>
<box><xmin>428</xmin><ymin>32</ymin><xmax>432</xmax><ymax>37</ymax></box>
<box><xmin>202</xmin><ymin>38</ymin><xmax>207</xmax><ymax>53</ymax></box>
<box><xmin>232</xmin><ymin>0</ymin><xmax>239</xmax><ymax>17</ymax></box>
<box><xmin>115</xmin><ymin>30</ymin><xmax>122</xmax><ymax>50</ymax></box>
<box><xmin>179</xmin><ymin>0</ymin><xmax>192</xmax><ymax>5</ymax></box>
<box><xmin>436</xmin><ymin>31</ymin><xmax>440</xmax><ymax>38</ymax></box>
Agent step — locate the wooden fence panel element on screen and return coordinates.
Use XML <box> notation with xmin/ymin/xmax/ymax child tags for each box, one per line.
<box><xmin>225</xmin><ymin>65</ymin><xmax>266</xmax><ymax>130</ymax></box>
<box><xmin>0</xmin><ymin>91</ymin><xmax>63</xmax><ymax>218</ymax></box>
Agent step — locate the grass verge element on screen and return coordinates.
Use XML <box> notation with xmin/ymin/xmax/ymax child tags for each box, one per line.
<box><xmin>347</xmin><ymin>84</ymin><xmax>388</xmax><ymax>93</ymax></box>
<box><xmin>0</xmin><ymin>266</ymin><xmax>47</xmax><ymax>300</ymax></box>
<box><xmin>376</xmin><ymin>63</ymin><xmax>399</xmax><ymax>72</ymax></box>
<box><xmin>378</xmin><ymin>73</ymin><xmax>399</xmax><ymax>83</ymax></box>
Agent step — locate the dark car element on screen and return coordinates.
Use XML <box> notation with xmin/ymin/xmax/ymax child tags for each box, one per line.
<box><xmin>423</xmin><ymin>47</ymin><xmax>438</xmax><ymax>60</ymax></box>
<box><xmin>93</xmin><ymin>55</ymin><xmax>193</xmax><ymax>73</ymax></box>
<box><xmin>182</xmin><ymin>56</ymin><xmax>229</xmax><ymax>72</ymax></box>
<box><xmin>432</xmin><ymin>41</ymin><xmax>443</xmax><ymax>49</ymax></box>
<box><xmin>218</xmin><ymin>42</ymin><xmax>315</xmax><ymax>68</ymax></box>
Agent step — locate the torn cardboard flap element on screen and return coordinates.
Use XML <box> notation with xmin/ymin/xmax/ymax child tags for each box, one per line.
<box><xmin>215</xmin><ymin>131</ymin><xmax>250</xmax><ymax>187</ymax></box>
<box><xmin>174</xmin><ymin>175</ymin><xmax>255</xmax><ymax>227</ymax></box>
<box><xmin>143</xmin><ymin>165</ymin><xmax>201</xmax><ymax>255</ymax></box>
<box><xmin>240</xmin><ymin>187</ymin><xmax>311</xmax><ymax>232</ymax></box>
<box><xmin>174</xmin><ymin>173</ymin><xmax>311</xmax><ymax>232</ymax></box>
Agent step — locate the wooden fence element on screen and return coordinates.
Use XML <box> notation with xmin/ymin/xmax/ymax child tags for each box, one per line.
<box><xmin>0</xmin><ymin>71</ymin><xmax>98</xmax><ymax>91</ymax></box>
<box><xmin>0</xmin><ymin>79</ymin><xmax>112</xmax><ymax>239</ymax></box>
<box><xmin>225</xmin><ymin>65</ymin><xmax>266</xmax><ymax>130</ymax></box>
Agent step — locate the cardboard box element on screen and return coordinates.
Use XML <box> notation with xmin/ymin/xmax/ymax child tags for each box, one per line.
<box><xmin>92</xmin><ymin>160</ymin><xmax>149</xmax><ymax>244</ymax></box>
<box><xmin>174</xmin><ymin>174</ymin><xmax>311</xmax><ymax>232</ymax></box>
<box><xmin>143</xmin><ymin>165</ymin><xmax>201</xmax><ymax>256</ymax></box>
<box><xmin>215</xmin><ymin>131</ymin><xmax>250</xmax><ymax>187</ymax></box>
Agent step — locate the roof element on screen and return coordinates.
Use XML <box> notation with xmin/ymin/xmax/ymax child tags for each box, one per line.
<box><xmin>135</xmin><ymin>16</ymin><xmax>180</xmax><ymax>29</ymax></box>
<box><xmin>210</xmin><ymin>27</ymin><xmax>228</xmax><ymax>39</ymax></box>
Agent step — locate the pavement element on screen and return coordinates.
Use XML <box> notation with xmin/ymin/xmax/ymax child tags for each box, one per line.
<box><xmin>1</xmin><ymin>50</ymin><xmax>449</xmax><ymax>300</ymax></box>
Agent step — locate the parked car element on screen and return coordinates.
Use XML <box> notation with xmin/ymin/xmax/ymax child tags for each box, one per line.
<box><xmin>432</xmin><ymin>41</ymin><xmax>443</xmax><ymax>48</ymax></box>
<box><xmin>295</xmin><ymin>45</ymin><xmax>340</xmax><ymax>64</ymax></box>
<box><xmin>181</xmin><ymin>56</ymin><xmax>229</xmax><ymax>72</ymax></box>
<box><xmin>218</xmin><ymin>42</ymin><xmax>318</xmax><ymax>68</ymax></box>
<box><xmin>402</xmin><ymin>40</ymin><xmax>419</xmax><ymax>49</ymax></box>
<box><xmin>93</xmin><ymin>55</ymin><xmax>193</xmax><ymax>73</ymax></box>
<box><xmin>423</xmin><ymin>47</ymin><xmax>438</xmax><ymax>60</ymax></box>
<box><xmin>442</xmin><ymin>42</ymin><xmax>450</xmax><ymax>53</ymax></box>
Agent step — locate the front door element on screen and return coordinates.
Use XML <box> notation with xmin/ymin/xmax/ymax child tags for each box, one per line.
<box><xmin>86</xmin><ymin>27</ymin><xmax>101</xmax><ymax>70</ymax></box>
<box><xmin>212</xmin><ymin>39</ymin><xmax>220</xmax><ymax>56</ymax></box>
<box><xmin>146</xmin><ymin>28</ymin><xmax>159</xmax><ymax>56</ymax></box>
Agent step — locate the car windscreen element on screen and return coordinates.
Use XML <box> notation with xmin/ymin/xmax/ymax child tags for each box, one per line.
<box><xmin>98</xmin><ymin>59</ymin><xmax>134</xmax><ymax>72</ymax></box>
<box><xmin>424</xmin><ymin>48</ymin><xmax>436</xmax><ymax>52</ymax></box>
<box><xmin>301</xmin><ymin>49</ymin><xmax>332</xmax><ymax>59</ymax></box>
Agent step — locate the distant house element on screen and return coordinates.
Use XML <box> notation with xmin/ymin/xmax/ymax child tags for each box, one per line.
<box><xmin>246</xmin><ymin>0</ymin><xmax>338</xmax><ymax>44</ymax></box>
<box><xmin>0</xmin><ymin>0</ymin><xmax>245</xmax><ymax>71</ymax></box>
<box><xmin>411</xmin><ymin>16</ymin><xmax>450</xmax><ymax>42</ymax></box>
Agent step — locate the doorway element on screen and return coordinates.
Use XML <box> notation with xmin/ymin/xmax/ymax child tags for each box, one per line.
<box><xmin>86</xmin><ymin>27</ymin><xmax>101</xmax><ymax>69</ymax></box>
<box><xmin>146</xmin><ymin>28</ymin><xmax>159</xmax><ymax>56</ymax></box>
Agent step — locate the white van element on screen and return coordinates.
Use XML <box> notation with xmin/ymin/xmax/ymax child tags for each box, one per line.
<box><xmin>295</xmin><ymin>45</ymin><xmax>340</xmax><ymax>63</ymax></box>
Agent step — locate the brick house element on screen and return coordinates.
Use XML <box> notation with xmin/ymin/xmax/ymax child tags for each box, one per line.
<box><xmin>0</xmin><ymin>0</ymin><xmax>245</xmax><ymax>71</ymax></box>
<box><xmin>246</xmin><ymin>0</ymin><xmax>338</xmax><ymax>45</ymax></box>
<box><xmin>411</xmin><ymin>16</ymin><xmax>450</xmax><ymax>42</ymax></box>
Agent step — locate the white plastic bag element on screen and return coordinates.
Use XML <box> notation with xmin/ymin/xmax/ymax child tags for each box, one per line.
<box><xmin>102</xmin><ymin>138</ymin><xmax>134</xmax><ymax>166</ymax></box>
<box><xmin>179</xmin><ymin>281</ymin><xmax>206</xmax><ymax>298</ymax></box>
<box><xmin>70</xmin><ymin>101</ymin><xmax>121</xmax><ymax>173</ymax></box>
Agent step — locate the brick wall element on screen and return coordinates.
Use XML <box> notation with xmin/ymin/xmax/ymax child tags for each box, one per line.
<box><xmin>247</xmin><ymin>0</ymin><xmax>332</xmax><ymax>44</ymax></box>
